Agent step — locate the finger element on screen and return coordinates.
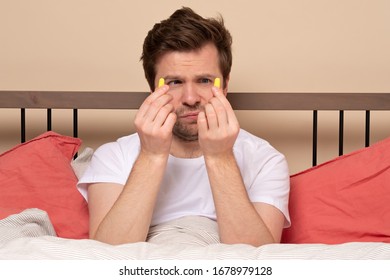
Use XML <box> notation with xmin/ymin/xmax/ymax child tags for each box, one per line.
<box><xmin>141</xmin><ymin>93</ymin><xmax>173</xmax><ymax>122</ymax></box>
<box><xmin>211</xmin><ymin>87</ymin><xmax>238</xmax><ymax>125</ymax></box>
<box><xmin>149</xmin><ymin>84</ymin><xmax>170</xmax><ymax>103</ymax></box>
<box><xmin>211</xmin><ymin>86</ymin><xmax>231</xmax><ymax>108</ymax></box>
<box><xmin>204</xmin><ymin>103</ymin><xmax>218</xmax><ymax>130</ymax></box>
<box><xmin>162</xmin><ymin>112</ymin><xmax>177</xmax><ymax>131</ymax></box>
<box><xmin>138</xmin><ymin>85</ymin><xmax>170</xmax><ymax>118</ymax></box>
<box><xmin>152</xmin><ymin>103</ymin><xmax>175</xmax><ymax>128</ymax></box>
<box><xmin>197</xmin><ymin>111</ymin><xmax>208</xmax><ymax>135</ymax></box>
<box><xmin>209</xmin><ymin>97</ymin><xmax>228</xmax><ymax>126</ymax></box>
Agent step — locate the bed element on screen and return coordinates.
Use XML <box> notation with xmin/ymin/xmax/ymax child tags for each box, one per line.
<box><xmin>1</xmin><ymin>90</ymin><xmax>390</xmax><ymax>260</ymax></box>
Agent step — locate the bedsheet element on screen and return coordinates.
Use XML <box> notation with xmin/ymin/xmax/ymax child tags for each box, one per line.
<box><xmin>1</xmin><ymin>209</ymin><xmax>390</xmax><ymax>260</ymax></box>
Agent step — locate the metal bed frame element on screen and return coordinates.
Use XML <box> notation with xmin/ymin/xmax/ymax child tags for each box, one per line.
<box><xmin>1</xmin><ymin>91</ymin><xmax>389</xmax><ymax>166</ymax></box>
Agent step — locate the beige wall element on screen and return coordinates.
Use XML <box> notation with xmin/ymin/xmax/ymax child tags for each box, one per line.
<box><xmin>1</xmin><ymin>0</ymin><xmax>390</xmax><ymax>173</ymax></box>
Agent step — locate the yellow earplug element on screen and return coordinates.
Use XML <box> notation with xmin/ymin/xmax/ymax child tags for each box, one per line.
<box><xmin>158</xmin><ymin>78</ymin><xmax>165</xmax><ymax>88</ymax></box>
<box><xmin>214</xmin><ymin>77</ymin><xmax>221</xmax><ymax>89</ymax></box>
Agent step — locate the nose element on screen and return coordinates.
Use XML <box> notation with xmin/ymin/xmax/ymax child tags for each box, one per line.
<box><xmin>181</xmin><ymin>83</ymin><xmax>202</xmax><ymax>106</ymax></box>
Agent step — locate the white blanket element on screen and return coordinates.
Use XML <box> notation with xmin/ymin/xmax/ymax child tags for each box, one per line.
<box><xmin>1</xmin><ymin>209</ymin><xmax>390</xmax><ymax>260</ymax></box>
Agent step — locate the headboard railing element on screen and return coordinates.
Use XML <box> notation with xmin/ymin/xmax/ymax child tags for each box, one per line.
<box><xmin>1</xmin><ymin>91</ymin><xmax>390</xmax><ymax>166</ymax></box>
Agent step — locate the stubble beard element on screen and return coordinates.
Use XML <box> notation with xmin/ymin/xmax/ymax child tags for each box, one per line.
<box><xmin>172</xmin><ymin>104</ymin><xmax>204</xmax><ymax>142</ymax></box>
<box><xmin>172</xmin><ymin>121</ymin><xmax>198</xmax><ymax>142</ymax></box>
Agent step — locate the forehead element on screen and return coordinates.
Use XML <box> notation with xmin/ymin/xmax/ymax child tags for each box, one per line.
<box><xmin>155</xmin><ymin>43</ymin><xmax>221</xmax><ymax>76</ymax></box>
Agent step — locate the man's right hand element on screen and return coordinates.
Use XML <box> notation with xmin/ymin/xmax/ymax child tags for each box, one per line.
<box><xmin>134</xmin><ymin>85</ymin><xmax>177</xmax><ymax>158</ymax></box>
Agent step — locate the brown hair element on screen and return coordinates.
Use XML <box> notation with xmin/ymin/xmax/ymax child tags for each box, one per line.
<box><xmin>141</xmin><ymin>7</ymin><xmax>233</xmax><ymax>91</ymax></box>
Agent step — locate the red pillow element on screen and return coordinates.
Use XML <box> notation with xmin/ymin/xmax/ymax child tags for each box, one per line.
<box><xmin>0</xmin><ymin>131</ymin><xmax>89</xmax><ymax>239</ymax></box>
<box><xmin>282</xmin><ymin>137</ymin><xmax>390</xmax><ymax>244</ymax></box>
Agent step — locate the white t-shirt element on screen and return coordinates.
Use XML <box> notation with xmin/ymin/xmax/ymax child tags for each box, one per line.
<box><xmin>78</xmin><ymin>129</ymin><xmax>291</xmax><ymax>227</ymax></box>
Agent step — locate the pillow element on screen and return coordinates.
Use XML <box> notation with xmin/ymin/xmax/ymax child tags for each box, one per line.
<box><xmin>71</xmin><ymin>147</ymin><xmax>94</xmax><ymax>179</ymax></box>
<box><xmin>282</xmin><ymin>136</ymin><xmax>390</xmax><ymax>244</ymax></box>
<box><xmin>0</xmin><ymin>131</ymin><xmax>89</xmax><ymax>239</ymax></box>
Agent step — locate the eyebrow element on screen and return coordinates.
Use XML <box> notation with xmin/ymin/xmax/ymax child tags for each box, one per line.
<box><xmin>164</xmin><ymin>74</ymin><xmax>216</xmax><ymax>80</ymax></box>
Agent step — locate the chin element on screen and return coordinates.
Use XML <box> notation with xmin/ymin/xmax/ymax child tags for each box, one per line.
<box><xmin>172</xmin><ymin>130</ymin><xmax>198</xmax><ymax>142</ymax></box>
<box><xmin>173</xmin><ymin>133</ymin><xmax>199</xmax><ymax>142</ymax></box>
<box><xmin>173</xmin><ymin>123</ymin><xmax>199</xmax><ymax>142</ymax></box>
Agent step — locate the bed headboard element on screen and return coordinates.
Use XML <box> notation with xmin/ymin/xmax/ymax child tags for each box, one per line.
<box><xmin>1</xmin><ymin>91</ymin><xmax>390</xmax><ymax>166</ymax></box>
<box><xmin>2</xmin><ymin>91</ymin><xmax>389</xmax><ymax>109</ymax></box>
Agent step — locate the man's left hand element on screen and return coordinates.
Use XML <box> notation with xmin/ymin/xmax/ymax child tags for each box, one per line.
<box><xmin>197</xmin><ymin>86</ymin><xmax>240</xmax><ymax>157</ymax></box>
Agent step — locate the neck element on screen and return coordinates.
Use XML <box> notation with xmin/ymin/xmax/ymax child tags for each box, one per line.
<box><xmin>170</xmin><ymin>137</ymin><xmax>202</xmax><ymax>158</ymax></box>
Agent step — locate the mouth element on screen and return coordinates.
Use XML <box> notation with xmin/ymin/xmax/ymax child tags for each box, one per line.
<box><xmin>179</xmin><ymin>111</ymin><xmax>200</xmax><ymax>121</ymax></box>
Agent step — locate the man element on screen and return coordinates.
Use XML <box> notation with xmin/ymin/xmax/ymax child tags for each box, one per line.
<box><xmin>78</xmin><ymin>7</ymin><xmax>290</xmax><ymax>246</ymax></box>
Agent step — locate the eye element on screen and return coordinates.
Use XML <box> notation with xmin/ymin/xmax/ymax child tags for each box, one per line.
<box><xmin>167</xmin><ymin>79</ymin><xmax>182</xmax><ymax>86</ymax></box>
<box><xmin>199</xmin><ymin>78</ymin><xmax>212</xmax><ymax>84</ymax></box>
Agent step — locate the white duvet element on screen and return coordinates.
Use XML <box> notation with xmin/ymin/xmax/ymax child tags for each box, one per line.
<box><xmin>1</xmin><ymin>208</ymin><xmax>389</xmax><ymax>260</ymax></box>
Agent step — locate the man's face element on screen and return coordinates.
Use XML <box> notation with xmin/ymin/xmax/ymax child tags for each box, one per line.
<box><xmin>155</xmin><ymin>43</ymin><xmax>228</xmax><ymax>141</ymax></box>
